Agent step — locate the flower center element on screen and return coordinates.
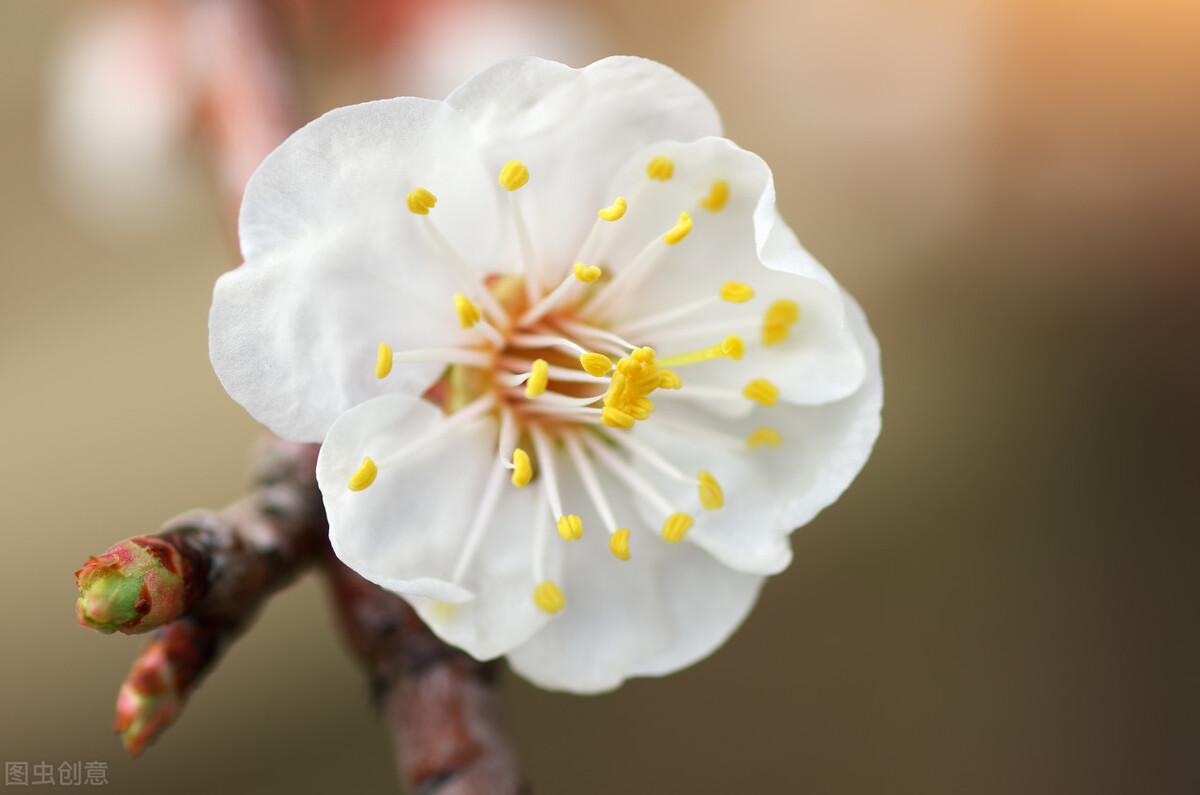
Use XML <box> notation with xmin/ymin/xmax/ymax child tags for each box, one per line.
<box><xmin>352</xmin><ymin>157</ymin><xmax>797</xmax><ymax>615</ymax></box>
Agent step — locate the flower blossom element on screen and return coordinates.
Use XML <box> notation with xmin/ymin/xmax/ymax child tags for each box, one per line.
<box><xmin>209</xmin><ymin>57</ymin><xmax>882</xmax><ymax>692</ymax></box>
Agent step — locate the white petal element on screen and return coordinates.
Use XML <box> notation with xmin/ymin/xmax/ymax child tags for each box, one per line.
<box><xmin>599</xmin><ymin>137</ymin><xmax>865</xmax><ymax>407</ymax></box>
<box><xmin>318</xmin><ymin>395</ymin><xmax>555</xmax><ymax>660</ymax></box>
<box><xmin>212</xmin><ymin>98</ymin><xmax>503</xmax><ymax>441</ymax></box>
<box><xmin>506</xmin><ymin>452</ymin><xmax>763</xmax><ymax>693</ymax></box>
<box><xmin>631</xmin><ymin>290</ymin><xmax>883</xmax><ymax>575</ymax></box>
<box><xmin>445</xmin><ymin>56</ymin><xmax>722</xmax><ymax>272</ymax></box>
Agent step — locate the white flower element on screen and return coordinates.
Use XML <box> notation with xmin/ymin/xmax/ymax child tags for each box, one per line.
<box><xmin>209</xmin><ymin>57</ymin><xmax>882</xmax><ymax>693</ymax></box>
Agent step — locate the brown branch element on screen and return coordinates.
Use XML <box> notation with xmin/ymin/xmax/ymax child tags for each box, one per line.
<box><xmin>75</xmin><ymin>436</ymin><xmax>528</xmax><ymax>790</ymax></box>
<box><xmin>324</xmin><ymin>555</ymin><xmax>529</xmax><ymax>795</ymax></box>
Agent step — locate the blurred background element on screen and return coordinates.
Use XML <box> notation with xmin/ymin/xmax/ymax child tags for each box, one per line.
<box><xmin>2</xmin><ymin>0</ymin><xmax>1197</xmax><ymax>792</ymax></box>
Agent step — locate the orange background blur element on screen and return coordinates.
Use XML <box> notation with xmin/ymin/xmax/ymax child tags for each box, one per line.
<box><xmin>2</xmin><ymin>1</ymin><xmax>1197</xmax><ymax>792</ymax></box>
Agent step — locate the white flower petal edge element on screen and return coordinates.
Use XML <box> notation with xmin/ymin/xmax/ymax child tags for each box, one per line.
<box><xmin>629</xmin><ymin>291</ymin><xmax>883</xmax><ymax>576</ymax></box>
<box><xmin>210</xmin><ymin>98</ymin><xmax>500</xmax><ymax>442</ymax></box>
<box><xmin>595</xmin><ymin>137</ymin><xmax>864</xmax><ymax>414</ymax></box>
<box><xmin>445</xmin><ymin>56</ymin><xmax>722</xmax><ymax>273</ymax></box>
<box><xmin>317</xmin><ymin>394</ymin><xmax>559</xmax><ymax>660</ymax></box>
<box><xmin>507</xmin><ymin>463</ymin><xmax>765</xmax><ymax>693</ymax></box>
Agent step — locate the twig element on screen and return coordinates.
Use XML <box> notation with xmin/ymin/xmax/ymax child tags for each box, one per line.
<box><xmin>325</xmin><ymin>555</ymin><xmax>529</xmax><ymax>795</ymax></box>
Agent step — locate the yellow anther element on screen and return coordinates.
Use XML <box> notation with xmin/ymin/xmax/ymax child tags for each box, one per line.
<box><xmin>572</xmin><ymin>262</ymin><xmax>603</xmax><ymax>283</ymax></box>
<box><xmin>498</xmin><ymin>159</ymin><xmax>529</xmax><ymax>191</ymax></box>
<box><xmin>348</xmin><ymin>457</ymin><xmax>378</xmax><ymax>492</ymax></box>
<box><xmin>743</xmin><ymin>378</ymin><xmax>780</xmax><ymax>406</ymax></box>
<box><xmin>657</xmin><ymin>370</ymin><xmax>682</xmax><ymax>390</ymax></box>
<box><xmin>525</xmin><ymin>359</ymin><xmax>550</xmax><ymax>398</ymax></box>
<box><xmin>405</xmin><ymin>187</ymin><xmax>437</xmax><ymax>215</ymax></box>
<box><xmin>662</xmin><ymin>211</ymin><xmax>693</xmax><ymax>245</ymax></box>
<box><xmin>375</xmin><ymin>343</ymin><xmax>393</xmax><ymax>379</ymax></box>
<box><xmin>597</xmin><ymin>196</ymin><xmax>627</xmax><ymax>221</ymax></box>
<box><xmin>700</xmin><ymin>179</ymin><xmax>730</xmax><ymax>212</ymax></box>
<box><xmin>600</xmin><ymin>348</ymin><xmax>667</xmax><ymax>429</ymax></box>
<box><xmin>746</xmin><ymin>427</ymin><xmax>783</xmax><ymax>448</ymax></box>
<box><xmin>601</xmin><ymin>406</ymin><xmax>636</xmax><ymax>429</ymax></box>
<box><xmin>661</xmin><ymin>512</ymin><xmax>693</xmax><ymax>543</ymax></box>
<box><xmin>720</xmin><ymin>282</ymin><xmax>755</xmax><ymax>303</ymax></box>
<box><xmin>556</xmin><ymin>514</ymin><xmax>584</xmax><ymax>541</ymax></box>
<box><xmin>646</xmin><ymin>155</ymin><xmax>675</xmax><ymax>181</ymax></box>
<box><xmin>658</xmin><ymin>335</ymin><xmax>744</xmax><ymax>367</ymax></box>
<box><xmin>609</xmin><ymin>529</ymin><xmax>631</xmax><ymax>561</ymax></box>
<box><xmin>533</xmin><ymin>580</ymin><xmax>566</xmax><ymax>614</ymax></box>
<box><xmin>453</xmin><ymin>293</ymin><xmax>481</xmax><ymax>328</ymax></box>
<box><xmin>580</xmin><ymin>352</ymin><xmax>612</xmax><ymax>377</ymax></box>
<box><xmin>697</xmin><ymin>470</ymin><xmax>724</xmax><ymax>510</ymax></box>
<box><xmin>762</xmin><ymin>299</ymin><xmax>800</xmax><ymax>346</ymax></box>
<box><xmin>511</xmin><ymin>448</ymin><xmax>532</xmax><ymax>488</ymax></box>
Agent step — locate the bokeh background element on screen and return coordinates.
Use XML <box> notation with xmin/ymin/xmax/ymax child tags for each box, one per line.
<box><xmin>2</xmin><ymin>0</ymin><xmax>1197</xmax><ymax>792</ymax></box>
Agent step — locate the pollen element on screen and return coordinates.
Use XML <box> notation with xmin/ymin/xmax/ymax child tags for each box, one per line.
<box><xmin>525</xmin><ymin>359</ymin><xmax>550</xmax><ymax>398</ymax></box>
<box><xmin>661</xmin><ymin>512</ymin><xmax>693</xmax><ymax>543</ymax></box>
<box><xmin>601</xmin><ymin>347</ymin><xmax>666</xmax><ymax>428</ymax></box>
<box><xmin>763</xmin><ymin>299</ymin><xmax>800</xmax><ymax>346</ymax></box>
<box><xmin>498</xmin><ymin>159</ymin><xmax>530</xmax><ymax>191</ymax></box>
<box><xmin>646</xmin><ymin>155</ymin><xmax>674</xmax><ymax>181</ymax></box>
<box><xmin>722</xmin><ymin>335</ymin><xmax>744</xmax><ymax>360</ymax></box>
<box><xmin>556</xmin><ymin>514</ymin><xmax>584</xmax><ymax>541</ymax></box>
<box><xmin>511</xmin><ymin>448</ymin><xmax>533</xmax><ymax>488</ymax></box>
<box><xmin>453</xmin><ymin>293</ymin><xmax>481</xmax><ymax>328</ymax></box>
<box><xmin>697</xmin><ymin>470</ymin><xmax>724</xmax><ymax>510</ymax></box>
<box><xmin>405</xmin><ymin>187</ymin><xmax>437</xmax><ymax>215</ymax></box>
<box><xmin>375</xmin><ymin>342</ymin><xmax>393</xmax><ymax>379</ymax></box>
<box><xmin>609</xmin><ymin>528</ymin><xmax>631</xmax><ymax>561</ymax></box>
<box><xmin>720</xmin><ymin>282</ymin><xmax>754</xmax><ymax>303</ymax></box>
<box><xmin>573</xmin><ymin>262</ymin><xmax>603</xmax><ymax>283</ymax></box>
<box><xmin>348</xmin><ymin>457</ymin><xmax>378</xmax><ymax>491</ymax></box>
<box><xmin>533</xmin><ymin>580</ymin><xmax>566</xmax><ymax>614</ymax></box>
<box><xmin>700</xmin><ymin>180</ymin><xmax>730</xmax><ymax>212</ymax></box>
<box><xmin>746</xmin><ymin>427</ymin><xmax>783</xmax><ymax>448</ymax></box>
<box><xmin>580</xmin><ymin>352</ymin><xmax>613</xmax><ymax>376</ymax></box>
<box><xmin>598</xmin><ymin>196</ymin><xmax>628</xmax><ymax>221</ymax></box>
<box><xmin>743</xmin><ymin>378</ymin><xmax>780</xmax><ymax>406</ymax></box>
<box><xmin>663</xmin><ymin>211</ymin><xmax>693</xmax><ymax>245</ymax></box>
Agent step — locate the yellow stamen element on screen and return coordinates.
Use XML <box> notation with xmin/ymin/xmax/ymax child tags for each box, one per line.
<box><xmin>662</xmin><ymin>211</ymin><xmax>693</xmax><ymax>245</ymax></box>
<box><xmin>746</xmin><ymin>427</ymin><xmax>783</xmax><ymax>448</ymax></box>
<box><xmin>525</xmin><ymin>359</ymin><xmax>549</xmax><ymax>398</ymax></box>
<box><xmin>700</xmin><ymin>180</ymin><xmax>730</xmax><ymax>212</ymax></box>
<box><xmin>697</xmin><ymin>470</ymin><xmax>724</xmax><ymax>510</ymax></box>
<box><xmin>743</xmin><ymin>378</ymin><xmax>780</xmax><ymax>406</ymax></box>
<box><xmin>762</xmin><ymin>299</ymin><xmax>800</xmax><ymax>346</ymax></box>
<box><xmin>375</xmin><ymin>343</ymin><xmax>393</xmax><ymax>379</ymax></box>
<box><xmin>720</xmin><ymin>282</ymin><xmax>755</xmax><ymax>303</ymax></box>
<box><xmin>572</xmin><ymin>262</ymin><xmax>603</xmax><ymax>283</ymax></box>
<box><xmin>657</xmin><ymin>370</ymin><xmax>682</xmax><ymax>389</ymax></box>
<box><xmin>658</xmin><ymin>335</ymin><xmax>744</xmax><ymax>367</ymax></box>
<box><xmin>661</xmin><ymin>512</ymin><xmax>693</xmax><ymax>543</ymax></box>
<box><xmin>600</xmin><ymin>347</ymin><xmax>665</xmax><ymax>429</ymax></box>
<box><xmin>609</xmin><ymin>528</ymin><xmax>631</xmax><ymax>561</ymax></box>
<box><xmin>405</xmin><ymin>187</ymin><xmax>437</xmax><ymax>215</ymax></box>
<box><xmin>646</xmin><ymin>155</ymin><xmax>674</xmax><ymax>181</ymax></box>
<box><xmin>348</xmin><ymin>457</ymin><xmax>377</xmax><ymax>491</ymax></box>
<box><xmin>533</xmin><ymin>580</ymin><xmax>566</xmax><ymax>614</ymax></box>
<box><xmin>498</xmin><ymin>159</ymin><xmax>529</xmax><ymax>191</ymax></box>
<box><xmin>453</xmin><ymin>293</ymin><xmax>481</xmax><ymax>328</ymax></box>
<box><xmin>556</xmin><ymin>514</ymin><xmax>584</xmax><ymax>541</ymax></box>
<box><xmin>580</xmin><ymin>352</ymin><xmax>613</xmax><ymax>377</ymax></box>
<box><xmin>511</xmin><ymin>448</ymin><xmax>532</xmax><ymax>488</ymax></box>
<box><xmin>597</xmin><ymin>196</ymin><xmax>627</xmax><ymax>221</ymax></box>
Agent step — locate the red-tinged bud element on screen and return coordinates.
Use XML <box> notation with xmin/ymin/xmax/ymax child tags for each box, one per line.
<box><xmin>114</xmin><ymin>638</ymin><xmax>181</xmax><ymax>757</ymax></box>
<box><xmin>75</xmin><ymin>538</ymin><xmax>195</xmax><ymax>634</ymax></box>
